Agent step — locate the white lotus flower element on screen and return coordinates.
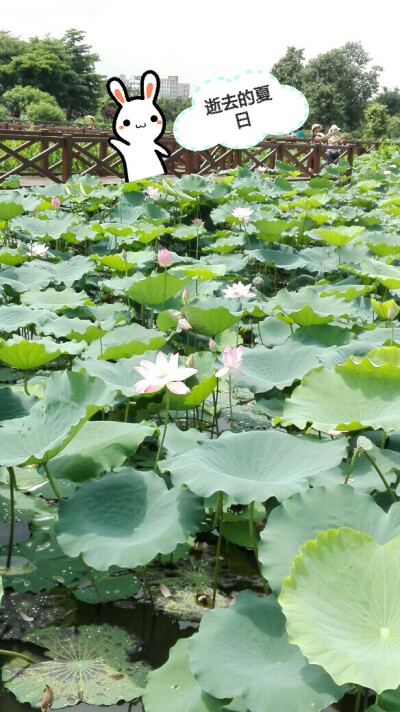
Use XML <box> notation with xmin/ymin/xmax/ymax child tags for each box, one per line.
<box><xmin>145</xmin><ymin>186</ymin><xmax>159</xmax><ymax>199</ymax></box>
<box><xmin>222</xmin><ymin>281</ymin><xmax>256</xmax><ymax>299</ymax></box>
<box><xmin>232</xmin><ymin>206</ymin><xmax>253</xmax><ymax>223</ymax></box>
<box><xmin>134</xmin><ymin>351</ymin><xmax>198</xmax><ymax>395</ymax></box>
<box><xmin>26</xmin><ymin>242</ymin><xmax>49</xmax><ymax>257</ymax></box>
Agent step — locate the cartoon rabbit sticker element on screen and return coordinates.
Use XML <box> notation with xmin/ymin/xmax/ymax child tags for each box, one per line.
<box><xmin>107</xmin><ymin>70</ymin><xmax>170</xmax><ymax>182</ymax></box>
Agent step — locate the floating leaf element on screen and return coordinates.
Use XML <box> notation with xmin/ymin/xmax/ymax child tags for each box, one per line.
<box><xmin>3</xmin><ymin>624</ymin><xmax>147</xmax><ymax>707</ymax></box>
<box><xmin>126</xmin><ymin>273</ymin><xmax>190</xmax><ymax>306</ymax></box>
<box><xmin>232</xmin><ymin>342</ymin><xmax>321</xmax><ymax>393</ymax></box>
<box><xmin>280</xmin><ymin>528</ymin><xmax>400</xmax><ymax>693</ymax></box>
<box><xmin>83</xmin><ymin>323</ymin><xmax>166</xmax><ymax>360</ymax></box>
<box><xmin>0</xmin><ymin>335</ymin><xmax>83</xmax><ymax>370</ymax></box>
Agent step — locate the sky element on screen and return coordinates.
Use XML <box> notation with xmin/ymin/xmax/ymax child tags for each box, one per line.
<box><xmin>2</xmin><ymin>0</ymin><xmax>397</xmax><ymax>92</ymax></box>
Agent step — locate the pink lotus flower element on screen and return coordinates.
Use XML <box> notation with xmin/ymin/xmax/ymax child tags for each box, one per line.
<box><xmin>51</xmin><ymin>197</ymin><xmax>61</xmax><ymax>208</ymax></box>
<box><xmin>178</xmin><ymin>315</ymin><xmax>192</xmax><ymax>331</ymax></box>
<box><xmin>222</xmin><ymin>281</ymin><xmax>256</xmax><ymax>299</ymax></box>
<box><xmin>209</xmin><ymin>337</ymin><xmax>218</xmax><ymax>353</ymax></box>
<box><xmin>134</xmin><ymin>351</ymin><xmax>198</xmax><ymax>395</ymax></box>
<box><xmin>215</xmin><ymin>345</ymin><xmax>244</xmax><ymax>378</ymax></box>
<box><xmin>26</xmin><ymin>242</ymin><xmax>49</xmax><ymax>258</ymax></box>
<box><xmin>158</xmin><ymin>248</ymin><xmax>173</xmax><ymax>268</ymax></box>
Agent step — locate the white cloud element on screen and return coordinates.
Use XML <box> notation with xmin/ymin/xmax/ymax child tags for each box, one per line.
<box><xmin>173</xmin><ymin>70</ymin><xmax>309</xmax><ymax>151</ymax></box>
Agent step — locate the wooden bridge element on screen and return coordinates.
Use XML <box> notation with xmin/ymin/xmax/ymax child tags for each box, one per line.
<box><xmin>0</xmin><ymin>125</ymin><xmax>383</xmax><ymax>185</ymax></box>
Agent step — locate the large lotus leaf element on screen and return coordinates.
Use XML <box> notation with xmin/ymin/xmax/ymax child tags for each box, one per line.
<box><xmin>183</xmin><ymin>298</ymin><xmax>242</xmax><ymax>336</ymax></box>
<box><xmin>267</xmin><ymin>287</ymin><xmax>358</xmax><ymax>326</ymax></box>
<box><xmin>39</xmin><ymin>255</ymin><xmax>94</xmax><ymax>286</ymax></box>
<box><xmin>125</xmin><ymin>272</ymin><xmax>190</xmax><ymax>305</ymax></box>
<box><xmin>34</xmin><ymin>312</ymin><xmax>95</xmax><ymax>340</ymax></box>
<box><xmin>281</xmin><ymin>356</ymin><xmax>400</xmax><ymax>432</ymax></box>
<box><xmin>280</xmin><ymin>527</ymin><xmax>400</xmax><ymax>693</ymax></box>
<box><xmin>0</xmin><ymin>387</ymin><xmax>37</xmax><ymax>422</ymax></box>
<box><xmin>2</xmin><ymin>624</ymin><xmax>147</xmax><ymax>707</ymax></box>
<box><xmin>189</xmin><ymin>590</ymin><xmax>347</xmax><ymax>712</ymax></box>
<box><xmin>254</xmin><ymin>218</ymin><xmax>296</xmax><ymax>242</ymax></box>
<box><xmin>0</xmin><ymin>335</ymin><xmax>83</xmax><ymax>369</ymax></box>
<box><xmin>55</xmin><ymin>467</ymin><xmax>204</xmax><ymax>569</ymax></box>
<box><xmin>307</xmin><ymin>225</ymin><xmax>365</xmax><ymax>246</ymax></box>
<box><xmin>259</xmin><ymin>485</ymin><xmax>400</xmax><ymax>593</ymax></box>
<box><xmin>73</xmin><ymin>567</ymin><xmax>141</xmax><ymax>604</ymax></box>
<box><xmin>73</xmin><ymin>353</ymin><xmax>154</xmax><ymax>395</ymax></box>
<box><xmin>0</xmin><ymin>305</ymin><xmax>55</xmax><ymax>332</ymax></box>
<box><xmin>365</xmin><ymin>233</ymin><xmax>400</xmax><ymax>258</ymax></box>
<box><xmin>0</xmin><ymin>247</ymin><xmax>29</xmax><ymax>266</ymax></box>
<box><xmin>161</xmin><ymin>423</ymin><xmax>209</xmax><ymax>456</ymax></box>
<box><xmin>83</xmin><ymin>323</ymin><xmax>166</xmax><ymax>360</ymax></box>
<box><xmin>143</xmin><ymin>638</ymin><xmax>228</xmax><ymax>712</ymax></box>
<box><xmin>0</xmin><ymin>261</ymin><xmax>53</xmax><ymax>293</ymax></box>
<box><xmin>40</xmin><ymin>421</ymin><xmax>154</xmax><ymax>481</ymax></box>
<box><xmin>366</xmin><ymin>687</ymin><xmax>400</xmax><ymax>712</ymax></box>
<box><xmin>318</xmin><ymin>279</ymin><xmax>372</xmax><ymax>300</ymax></box>
<box><xmin>162</xmin><ymin>430</ymin><xmax>347</xmax><ymax>504</ymax></box>
<box><xmin>12</xmin><ymin>214</ymin><xmax>78</xmax><ymax>239</ymax></box>
<box><xmin>359</xmin><ymin>257</ymin><xmax>400</xmax><ymax>289</ymax></box>
<box><xmin>255</xmin><ymin>316</ymin><xmax>294</xmax><ymax>346</ymax></box>
<box><xmin>0</xmin><ymin>199</ymin><xmax>24</xmax><ymax>221</ymax></box>
<box><xmin>248</xmin><ymin>247</ymin><xmax>306</xmax><ymax>270</ymax></box>
<box><xmin>0</xmin><ymin>370</ymin><xmax>117</xmax><ymax>466</ymax></box>
<box><xmin>232</xmin><ymin>342</ymin><xmax>321</xmax><ymax>393</ymax></box>
<box><xmin>91</xmin><ymin>249</ymin><xmax>152</xmax><ymax>272</ymax></box>
<box><xmin>21</xmin><ymin>287</ymin><xmax>91</xmax><ymax>311</ymax></box>
<box><xmin>300</xmin><ymin>244</ymin><xmax>368</xmax><ymax>274</ymax></box>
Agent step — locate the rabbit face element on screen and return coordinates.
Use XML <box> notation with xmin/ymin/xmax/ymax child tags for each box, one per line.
<box><xmin>107</xmin><ymin>72</ymin><xmax>165</xmax><ymax>146</ymax></box>
<box><xmin>114</xmin><ymin>98</ymin><xmax>164</xmax><ymax>144</ymax></box>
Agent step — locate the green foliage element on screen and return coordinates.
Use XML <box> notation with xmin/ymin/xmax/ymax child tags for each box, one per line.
<box><xmin>3</xmin><ymin>85</ymin><xmax>61</xmax><ymax>114</ymax></box>
<box><xmin>376</xmin><ymin>86</ymin><xmax>400</xmax><ymax>116</ymax></box>
<box><xmin>26</xmin><ymin>100</ymin><xmax>66</xmax><ymax>122</ymax></box>
<box><xmin>271</xmin><ymin>46</ymin><xmax>305</xmax><ymax>90</ymax></box>
<box><xmin>364</xmin><ymin>102</ymin><xmax>390</xmax><ymax>139</ymax></box>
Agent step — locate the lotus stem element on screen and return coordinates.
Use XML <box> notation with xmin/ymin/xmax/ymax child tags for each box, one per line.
<box><xmin>381</xmin><ymin>430</ymin><xmax>386</xmax><ymax>449</ymax></box>
<box><xmin>162</xmin><ymin>268</ymin><xmax>167</xmax><ymax>310</ymax></box>
<box><xmin>249</xmin><ymin>501</ymin><xmax>269</xmax><ymax>596</ymax></box>
<box><xmin>6</xmin><ymin>466</ymin><xmax>16</xmax><ymax>570</ymax></box>
<box><xmin>375</xmin><ymin>693</ymin><xmax>380</xmax><ymax>706</ymax></box>
<box><xmin>142</xmin><ymin>565</ymin><xmax>153</xmax><ymax>604</ymax></box>
<box><xmin>354</xmin><ymin>686</ymin><xmax>362</xmax><ymax>712</ymax></box>
<box><xmin>23</xmin><ymin>370</ymin><xmax>30</xmax><ymax>395</ymax></box>
<box><xmin>363</xmin><ymin>451</ymin><xmax>396</xmax><ymax>503</ymax></box>
<box><xmin>79</xmin><ymin>554</ymin><xmax>104</xmax><ymax>603</ymax></box>
<box><xmin>0</xmin><ymin>649</ymin><xmax>36</xmax><ymax>664</ymax></box>
<box><xmin>228</xmin><ymin>374</ymin><xmax>234</xmax><ymax>430</ymax></box>
<box><xmin>124</xmin><ymin>400</ymin><xmax>130</xmax><ymax>422</ymax></box>
<box><xmin>212</xmin><ymin>491</ymin><xmax>224</xmax><ymax>608</ymax></box>
<box><xmin>154</xmin><ymin>389</ymin><xmax>169</xmax><ymax>473</ymax></box>
<box><xmin>344</xmin><ymin>450</ymin><xmax>358</xmax><ymax>485</ymax></box>
<box><xmin>42</xmin><ymin>462</ymin><xmax>61</xmax><ymax>501</ymax></box>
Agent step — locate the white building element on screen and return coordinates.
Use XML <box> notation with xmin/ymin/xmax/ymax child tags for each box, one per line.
<box><xmin>120</xmin><ymin>74</ymin><xmax>190</xmax><ymax>99</ymax></box>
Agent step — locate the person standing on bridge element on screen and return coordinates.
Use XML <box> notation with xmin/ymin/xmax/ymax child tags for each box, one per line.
<box><xmin>308</xmin><ymin>123</ymin><xmax>332</xmax><ymax>173</ymax></box>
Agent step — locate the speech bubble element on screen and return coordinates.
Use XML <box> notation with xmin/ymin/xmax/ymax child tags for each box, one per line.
<box><xmin>173</xmin><ymin>69</ymin><xmax>309</xmax><ymax>151</ymax></box>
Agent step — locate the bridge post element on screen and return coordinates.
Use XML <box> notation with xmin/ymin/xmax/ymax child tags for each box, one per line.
<box><xmin>62</xmin><ymin>134</ymin><xmax>72</xmax><ymax>182</ymax></box>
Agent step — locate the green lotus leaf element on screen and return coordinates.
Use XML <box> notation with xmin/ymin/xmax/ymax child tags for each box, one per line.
<box><xmin>161</xmin><ymin>423</ymin><xmax>209</xmax><ymax>457</ymax></box>
<box><xmin>0</xmin><ymin>305</ymin><xmax>55</xmax><ymax>332</ymax></box>
<box><xmin>73</xmin><ymin>353</ymin><xmax>152</xmax><ymax>395</ymax></box>
<box><xmin>40</xmin><ymin>255</ymin><xmax>94</xmax><ymax>286</ymax></box>
<box><xmin>164</xmin><ymin>352</ymin><xmax>217</xmax><ymax>409</ymax></box>
<box><xmin>40</xmin><ymin>421</ymin><xmax>154</xmax><ymax>481</ymax></box>
<box><xmin>318</xmin><ymin>280</ymin><xmax>372</xmax><ymax>300</ymax></box>
<box><xmin>0</xmin><ymin>200</ymin><xmax>24</xmax><ymax>221</ymax></box>
<box><xmin>308</xmin><ymin>225</ymin><xmax>365</xmax><ymax>246</ymax></box>
<box><xmin>2</xmin><ymin>624</ymin><xmax>147</xmax><ymax>707</ymax></box>
<box><xmin>21</xmin><ymin>287</ymin><xmax>91</xmax><ymax>311</ymax></box>
<box><xmin>189</xmin><ymin>590</ymin><xmax>347</xmax><ymax>712</ymax></box>
<box><xmin>0</xmin><ymin>370</ymin><xmax>118</xmax><ymax>466</ymax></box>
<box><xmin>125</xmin><ymin>272</ymin><xmax>190</xmax><ymax>305</ymax></box>
<box><xmin>34</xmin><ymin>313</ymin><xmax>95</xmax><ymax>340</ymax></box>
<box><xmin>143</xmin><ymin>638</ymin><xmax>229</xmax><ymax>712</ymax></box>
<box><xmin>162</xmin><ymin>430</ymin><xmax>347</xmax><ymax>503</ymax></box>
<box><xmin>359</xmin><ymin>257</ymin><xmax>400</xmax><ymax>288</ymax></box>
<box><xmin>0</xmin><ymin>260</ymin><xmax>53</xmax><ymax>293</ymax></box>
<box><xmin>259</xmin><ymin>485</ymin><xmax>400</xmax><ymax>593</ymax></box>
<box><xmin>232</xmin><ymin>342</ymin><xmax>322</xmax><ymax>393</ymax></box>
<box><xmin>180</xmin><ymin>264</ymin><xmax>227</xmax><ymax>280</ymax></box>
<box><xmin>208</xmin><ymin>235</ymin><xmax>245</xmax><ymax>253</ymax></box>
<box><xmin>183</xmin><ymin>298</ymin><xmax>242</xmax><ymax>336</ymax></box>
<box><xmin>254</xmin><ymin>218</ymin><xmax>296</xmax><ymax>242</ymax></box>
<box><xmin>0</xmin><ymin>556</ymin><xmax>36</xmax><ymax>576</ymax></box>
<box><xmin>0</xmin><ymin>387</ymin><xmax>37</xmax><ymax>422</ymax></box>
<box><xmin>73</xmin><ymin>568</ymin><xmax>141</xmax><ymax>604</ymax></box>
<box><xmin>0</xmin><ymin>335</ymin><xmax>83</xmax><ymax>370</ymax></box>
<box><xmin>365</xmin><ymin>688</ymin><xmax>400</xmax><ymax>711</ymax></box>
<box><xmin>0</xmin><ymin>248</ymin><xmax>29</xmax><ymax>266</ymax></box>
<box><xmin>177</xmin><ymin>174</ymin><xmax>209</xmax><ymax>195</ymax></box>
<box><xmin>279</xmin><ymin>527</ymin><xmax>400</xmax><ymax>693</ymax></box>
<box><xmin>12</xmin><ymin>214</ymin><xmax>78</xmax><ymax>239</ymax></box>
<box><xmin>268</xmin><ymin>286</ymin><xmax>362</xmax><ymax>326</ymax></box>
<box><xmin>55</xmin><ymin>467</ymin><xmax>204</xmax><ymax>569</ymax></box>
<box><xmin>82</xmin><ymin>323</ymin><xmax>166</xmax><ymax>360</ymax></box>
<box><xmin>248</xmin><ymin>247</ymin><xmax>306</xmax><ymax>270</ymax></box>
<box><xmin>281</xmin><ymin>355</ymin><xmax>400</xmax><ymax>432</ymax></box>
<box><xmin>255</xmin><ymin>316</ymin><xmax>294</xmax><ymax>346</ymax></box>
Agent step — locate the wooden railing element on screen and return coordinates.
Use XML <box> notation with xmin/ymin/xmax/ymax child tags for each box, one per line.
<box><xmin>0</xmin><ymin>128</ymin><xmax>387</xmax><ymax>184</ymax></box>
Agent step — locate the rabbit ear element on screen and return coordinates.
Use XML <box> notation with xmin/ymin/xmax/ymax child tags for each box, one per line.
<box><xmin>107</xmin><ymin>77</ymin><xmax>129</xmax><ymax>106</ymax></box>
<box><xmin>141</xmin><ymin>71</ymin><xmax>160</xmax><ymax>103</ymax></box>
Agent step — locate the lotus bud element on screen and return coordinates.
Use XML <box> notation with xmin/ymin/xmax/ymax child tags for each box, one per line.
<box><xmin>51</xmin><ymin>197</ymin><xmax>61</xmax><ymax>208</ymax></box>
<box><xmin>209</xmin><ymin>337</ymin><xmax>218</xmax><ymax>353</ymax></box>
<box><xmin>178</xmin><ymin>316</ymin><xmax>192</xmax><ymax>331</ymax></box>
<box><xmin>121</xmin><ymin>249</ymin><xmax>127</xmax><ymax>260</ymax></box>
<box><xmin>95</xmin><ymin>319</ymin><xmax>101</xmax><ymax>329</ymax></box>
<box><xmin>182</xmin><ymin>287</ymin><xmax>190</xmax><ymax>305</ymax></box>
<box><xmin>158</xmin><ymin>248</ymin><xmax>173</xmax><ymax>268</ymax></box>
<box><xmin>186</xmin><ymin>354</ymin><xmax>195</xmax><ymax>367</ymax></box>
<box><xmin>252</xmin><ymin>275</ymin><xmax>264</xmax><ymax>287</ymax></box>
<box><xmin>16</xmin><ymin>239</ymin><xmax>23</xmax><ymax>250</ymax></box>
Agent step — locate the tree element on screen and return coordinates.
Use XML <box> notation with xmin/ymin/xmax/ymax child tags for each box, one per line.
<box><xmin>376</xmin><ymin>87</ymin><xmax>400</xmax><ymax>116</ymax></box>
<box><xmin>0</xmin><ymin>31</ymin><xmax>26</xmax><ymax>67</ymax></box>
<box><xmin>271</xmin><ymin>47</ymin><xmax>305</xmax><ymax>90</ymax></box>
<box><xmin>26</xmin><ymin>101</ymin><xmax>66</xmax><ymax>122</ymax></box>
<box><xmin>388</xmin><ymin>115</ymin><xmax>400</xmax><ymax>139</ymax></box>
<box><xmin>3</xmin><ymin>85</ymin><xmax>60</xmax><ymax>115</ymax></box>
<box><xmin>300</xmin><ymin>42</ymin><xmax>382</xmax><ymax>130</ymax></box>
<box><xmin>364</xmin><ymin>102</ymin><xmax>390</xmax><ymax>139</ymax></box>
<box><xmin>60</xmin><ymin>29</ymin><xmax>104</xmax><ymax>118</ymax></box>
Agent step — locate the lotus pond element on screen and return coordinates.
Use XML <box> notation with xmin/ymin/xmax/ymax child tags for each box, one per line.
<box><xmin>1</xmin><ymin>147</ymin><xmax>400</xmax><ymax>712</ymax></box>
